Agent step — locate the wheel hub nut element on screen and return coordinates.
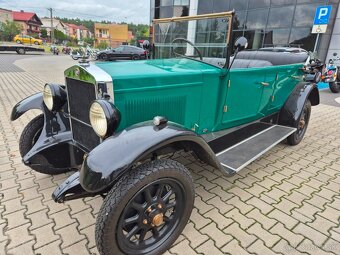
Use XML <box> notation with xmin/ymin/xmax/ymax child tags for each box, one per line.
<box><xmin>157</xmin><ymin>204</ymin><xmax>162</xmax><ymax>209</ymax></box>
<box><xmin>152</xmin><ymin>213</ymin><xmax>164</xmax><ymax>227</ymax></box>
<box><xmin>143</xmin><ymin>219</ymin><xmax>148</xmax><ymax>225</ymax></box>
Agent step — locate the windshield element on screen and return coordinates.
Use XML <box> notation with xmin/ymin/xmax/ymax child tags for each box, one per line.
<box><xmin>152</xmin><ymin>12</ymin><xmax>233</xmax><ymax>65</ymax></box>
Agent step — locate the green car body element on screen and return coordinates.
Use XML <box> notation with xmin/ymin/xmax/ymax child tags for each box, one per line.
<box><xmin>88</xmin><ymin>59</ymin><xmax>304</xmax><ymax>134</ymax></box>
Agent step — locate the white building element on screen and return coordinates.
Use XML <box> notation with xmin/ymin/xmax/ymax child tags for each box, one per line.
<box><xmin>40</xmin><ymin>18</ymin><xmax>66</xmax><ymax>36</ymax></box>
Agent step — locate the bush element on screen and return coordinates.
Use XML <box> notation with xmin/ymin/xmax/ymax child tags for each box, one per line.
<box><xmin>0</xmin><ymin>20</ymin><xmax>22</xmax><ymax>41</ymax></box>
<box><xmin>96</xmin><ymin>41</ymin><xmax>109</xmax><ymax>50</ymax></box>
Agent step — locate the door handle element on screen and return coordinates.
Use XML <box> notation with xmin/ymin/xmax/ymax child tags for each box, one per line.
<box><xmin>260</xmin><ymin>82</ymin><xmax>270</xmax><ymax>86</ymax></box>
<box><xmin>290</xmin><ymin>75</ymin><xmax>301</xmax><ymax>80</ymax></box>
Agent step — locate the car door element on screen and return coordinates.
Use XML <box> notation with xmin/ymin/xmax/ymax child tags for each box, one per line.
<box><xmin>222</xmin><ymin>68</ymin><xmax>267</xmax><ymax>126</ymax></box>
<box><xmin>23</xmin><ymin>36</ymin><xmax>29</xmax><ymax>44</ymax></box>
<box><xmin>258</xmin><ymin>66</ymin><xmax>277</xmax><ymax>115</ymax></box>
<box><xmin>113</xmin><ymin>47</ymin><xmax>124</xmax><ymax>60</ymax></box>
<box><xmin>267</xmin><ymin>64</ymin><xmax>302</xmax><ymax>112</ymax></box>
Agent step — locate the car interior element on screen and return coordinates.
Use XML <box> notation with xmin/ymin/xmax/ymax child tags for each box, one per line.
<box><xmin>202</xmin><ymin>50</ymin><xmax>309</xmax><ymax>69</ymax></box>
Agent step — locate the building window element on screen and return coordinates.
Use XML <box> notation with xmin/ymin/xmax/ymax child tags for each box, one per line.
<box><xmin>263</xmin><ymin>28</ymin><xmax>290</xmax><ymax>46</ymax></box>
<box><xmin>271</xmin><ymin>0</ymin><xmax>296</xmax><ymax>6</ymax></box>
<box><xmin>197</xmin><ymin>0</ymin><xmax>213</xmax><ymax>14</ymax></box>
<box><xmin>160</xmin><ymin>6</ymin><xmax>173</xmax><ymax>18</ymax></box>
<box><xmin>212</xmin><ymin>0</ymin><xmax>230</xmax><ymax>12</ymax></box>
<box><xmin>174</xmin><ymin>0</ymin><xmax>189</xmax><ymax>5</ymax></box>
<box><xmin>230</xmin><ymin>0</ymin><xmax>248</xmax><ymax>10</ymax></box>
<box><xmin>246</xmin><ymin>9</ymin><xmax>269</xmax><ymax>30</ymax></box>
<box><xmin>294</xmin><ymin>4</ymin><xmax>320</xmax><ymax>27</ymax></box>
<box><xmin>161</xmin><ymin>0</ymin><xmax>173</xmax><ymax>6</ymax></box>
<box><xmin>233</xmin><ymin>11</ymin><xmax>246</xmax><ymax>30</ymax></box>
<box><xmin>248</xmin><ymin>0</ymin><xmax>270</xmax><ymax>9</ymax></box>
<box><xmin>174</xmin><ymin>6</ymin><xmax>189</xmax><ymax>17</ymax></box>
<box><xmin>289</xmin><ymin>27</ymin><xmax>317</xmax><ymax>50</ymax></box>
<box><xmin>267</xmin><ymin>6</ymin><xmax>294</xmax><ymax>28</ymax></box>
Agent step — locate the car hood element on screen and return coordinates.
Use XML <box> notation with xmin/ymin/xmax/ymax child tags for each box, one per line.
<box><xmin>95</xmin><ymin>58</ymin><xmax>221</xmax><ymax>91</ymax></box>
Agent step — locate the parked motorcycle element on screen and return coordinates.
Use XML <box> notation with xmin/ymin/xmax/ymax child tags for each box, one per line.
<box><xmin>322</xmin><ymin>53</ymin><xmax>340</xmax><ymax>93</ymax></box>
<box><xmin>62</xmin><ymin>46</ymin><xmax>71</xmax><ymax>55</ymax></box>
<box><xmin>303</xmin><ymin>53</ymin><xmax>324</xmax><ymax>83</ymax></box>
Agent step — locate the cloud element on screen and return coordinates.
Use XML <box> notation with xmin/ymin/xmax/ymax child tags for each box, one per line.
<box><xmin>0</xmin><ymin>0</ymin><xmax>150</xmax><ymax>24</ymax></box>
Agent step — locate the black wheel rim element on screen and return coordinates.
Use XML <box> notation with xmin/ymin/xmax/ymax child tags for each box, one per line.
<box><xmin>117</xmin><ymin>178</ymin><xmax>186</xmax><ymax>255</ymax></box>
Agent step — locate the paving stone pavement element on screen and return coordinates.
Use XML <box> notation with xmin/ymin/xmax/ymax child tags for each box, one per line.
<box><xmin>0</xmin><ymin>54</ymin><xmax>339</xmax><ymax>255</ymax></box>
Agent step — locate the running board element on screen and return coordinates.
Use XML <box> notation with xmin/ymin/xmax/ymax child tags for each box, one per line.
<box><xmin>216</xmin><ymin>125</ymin><xmax>296</xmax><ymax>173</ymax></box>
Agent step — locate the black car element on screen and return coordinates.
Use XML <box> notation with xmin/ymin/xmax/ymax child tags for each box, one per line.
<box><xmin>97</xmin><ymin>45</ymin><xmax>148</xmax><ymax>61</ymax></box>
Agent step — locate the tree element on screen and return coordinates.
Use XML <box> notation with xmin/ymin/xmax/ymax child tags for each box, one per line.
<box><xmin>0</xmin><ymin>20</ymin><xmax>22</xmax><ymax>41</ymax></box>
<box><xmin>40</xmin><ymin>28</ymin><xmax>48</xmax><ymax>38</ymax></box>
<box><xmin>54</xmin><ymin>29</ymin><xmax>67</xmax><ymax>42</ymax></box>
<box><xmin>84</xmin><ymin>37</ymin><xmax>94</xmax><ymax>46</ymax></box>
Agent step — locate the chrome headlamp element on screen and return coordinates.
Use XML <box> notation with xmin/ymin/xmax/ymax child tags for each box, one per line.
<box><xmin>43</xmin><ymin>84</ymin><xmax>67</xmax><ymax>111</ymax></box>
<box><xmin>89</xmin><ymin>100</ymin><xmax>121</xmax><ymax>138</ymax></box>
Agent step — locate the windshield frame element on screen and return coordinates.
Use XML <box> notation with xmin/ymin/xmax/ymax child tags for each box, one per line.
<box><xmin>152</xmin><ymin>11</ymin><xmax>235</xmax><ymax>69</ymax></box>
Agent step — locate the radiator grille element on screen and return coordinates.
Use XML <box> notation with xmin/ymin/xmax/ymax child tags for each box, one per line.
<box><xmin>66</xmin><ymin>77</ymin><xmax>100</xmax><ymax>150</ymax></box>
<box><xmin>71</xmin><ymin>119</ymin><xmax>100</xmax><ymax>151</ymax></box>
<box><xmin>66</xmin><ymin>78</ymin><xmax>96</xmax><ymax>124</ymax></box>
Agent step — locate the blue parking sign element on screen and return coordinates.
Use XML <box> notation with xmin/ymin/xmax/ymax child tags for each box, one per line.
<box><xmin>314</xmin><ymin>6</ymin><xmax>332</xmax><ymax>25</ymax></box>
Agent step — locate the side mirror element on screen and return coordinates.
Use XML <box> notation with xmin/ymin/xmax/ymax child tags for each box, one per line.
<box><xmin>333</xmin><ymin>52</ymin><xmax>337</xmax><ymax>56</ymax></box>
<box><xmin>234</xmin><ymin>37</ymin><xmax>248</xmax><ymax>51</ymax></box>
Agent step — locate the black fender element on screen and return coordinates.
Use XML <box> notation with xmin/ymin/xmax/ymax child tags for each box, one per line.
<box><xmin>11</xmin><ymin>90</ymin><xmax>84</xmax><ymax>170</ymax></box>
<box><xmin>11</xmin><ymin>92</ymin><xmax>43</xmax><ymax>121</ymax></box>
<box><xmin>80</xmin><ymin>121</ymin><xmax>225</xmax><ymax>193</ymax></box>
<box><xmin>278</xmin><ymin>82</ymin><xmax>319</xmax><ymax>127</ymax></box>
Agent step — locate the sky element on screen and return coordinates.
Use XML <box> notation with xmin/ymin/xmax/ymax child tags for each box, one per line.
<box><xmin>0</xmin><ymin>0</ymin><xmax>150</xmax><ymax>24</ymax></box>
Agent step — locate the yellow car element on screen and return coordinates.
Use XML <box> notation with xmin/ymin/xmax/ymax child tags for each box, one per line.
<box><xmin>14</xmin><ymin>35</ymin><xmax>43</xmax><ymax>45</ymax></box>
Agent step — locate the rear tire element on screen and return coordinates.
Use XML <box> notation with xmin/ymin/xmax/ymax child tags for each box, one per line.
<box><xmin>95</xmin><ymin>159</ymin><xmax>195</xmax><ymax>255</ymax></box>
<box><xmin>329</xmin><ymin>82</ymin><xmax>340</xmax><ymax>93</ymax></box>
<box><xmin>16</xmin><ymin>40</ymin><xmax>21</xmax><ymax>44</ymax></box>
<box><xmin>287</xmin><ymin>100</ymin><xmax>311</xmax><ymax>146</ymax></box>
<box><xmin>19</xmin><ymin>114</ymin><xmax>71</xmax><ymax>175</ymax></box>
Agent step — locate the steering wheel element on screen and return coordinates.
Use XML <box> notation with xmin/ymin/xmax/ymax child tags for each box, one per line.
<box><xmin>171</xmin><ymin>38</ymin><xmax>203</xmax><ymax>61</ymax></box>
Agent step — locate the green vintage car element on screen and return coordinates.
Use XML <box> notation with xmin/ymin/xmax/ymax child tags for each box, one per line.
<box><xmin>11</xmin><ymin>12</ymin><xmax>319</xmax><ymax>255</ymax></box>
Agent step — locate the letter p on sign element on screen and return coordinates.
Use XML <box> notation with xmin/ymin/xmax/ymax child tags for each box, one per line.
<box><xmin>318</xmin><ymin>8</ymin><xmax>328</xmax><ymax>19</ymax></box>
<box><xmin>314</xmin><ymin>6</ymin><xmax>332</xmax><ymax>25</ymax></box>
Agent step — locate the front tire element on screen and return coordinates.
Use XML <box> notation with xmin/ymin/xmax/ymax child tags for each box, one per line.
<box><xmin>101</xmin><ymin>53</ymin><xmax>108</xmax><ymax>61</ymax></box>
<box><xmin>19</xmin><ymin>114</ymin><xmax>71</xmax><ymax>175</ymax></box>
<box><xmin>329</xmin><ymin>82</ymin><xmax>340</xmax><ymax>93</ymax></box>
<box><xmin>95</xmin><ymin>159</ymin><xmax>195</xmax><ymax>255</ymax></box>
<box><xmin>287</xmin><ymin>99</ymin><xmax>311</xmax><ymax>145</ymax></box>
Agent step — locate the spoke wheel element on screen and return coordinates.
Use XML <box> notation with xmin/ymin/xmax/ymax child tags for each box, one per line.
<box><xmin>95</xmin><ymin>159</ymin><xmax>195</xmax><ymax>255</ymax></box>
<box><xmin>117</xmin><ymin>179</ymin><xmax>184</xmax><ymax>254</ymax></box>
<box><xmin>287</xmin><ymin>99</ymin><xmax>311</xmax><ymax>145</ymax></box>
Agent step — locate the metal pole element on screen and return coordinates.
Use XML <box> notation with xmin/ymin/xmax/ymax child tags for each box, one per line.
<box><xmin>48</xmin><ymin>8</ymin><xmax>54</xmax><ymax>44</ymax></box>
<box><xmin>313</xmin><ymin>32</ymin><xmax>320</xmax><ymax>53</ymax></box>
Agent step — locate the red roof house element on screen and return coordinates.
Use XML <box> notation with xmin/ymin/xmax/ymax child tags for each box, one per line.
<box><xmin>12</xmin><ymin>10</ymin><xmax>42</xmax><ymax>34</ymax></box>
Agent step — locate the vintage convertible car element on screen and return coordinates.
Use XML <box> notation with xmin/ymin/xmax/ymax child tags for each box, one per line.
<box><xmin>11</xmin><ymin>12</ymin><xmax>319</xmax><ymax>255</ymax></box>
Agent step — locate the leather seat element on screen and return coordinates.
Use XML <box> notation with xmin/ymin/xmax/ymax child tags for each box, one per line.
<box><xmin>236</xmin><ymin>51</ymin><xmax>308</xmax><ymax>66</ymax></box>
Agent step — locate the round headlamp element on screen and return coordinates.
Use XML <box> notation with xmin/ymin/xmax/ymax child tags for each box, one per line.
<box><xmin>43</xmin><ymin>84</ymin><xmax>67</xmax><ymax>111</ymax></box>
<box><xmin>89</xmin><ymin>100</ymin><xmax>121</xmax><ymax>138</ymax></box>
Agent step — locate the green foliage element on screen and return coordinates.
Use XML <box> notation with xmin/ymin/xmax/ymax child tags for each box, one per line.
<box><xmin>96</xmin><ymin>41</ymin><xmax>109</xmax><ymax>50</ymax></box>
<box><xmin>0</xmin><ymin>20</ymin><xmax>22</xmax><ymax>41</ymax></box>
<box><xmin>84</xmin><ymin>37</ymin><xmax>95</xmax><ymax>46</ymax></box>
<box><xmin>54</xmin><ymin>29</ymin><xmax>67</xmax><ymax>42</ymax></box>
<box><xmin>40</xmin><ymin>28</ymin><xmax>48</xmax><ymax>38</ymax></box>
<box><xmin>127</xmin><ymin>23</ymin><xmax>149</xmax><ymax>40</ymax></box>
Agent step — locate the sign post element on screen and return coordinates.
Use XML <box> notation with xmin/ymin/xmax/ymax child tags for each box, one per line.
<box><xmin>312</xmin><ymin>6</ymin><xmax>332</xmax><ymax>52</ymax></box>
